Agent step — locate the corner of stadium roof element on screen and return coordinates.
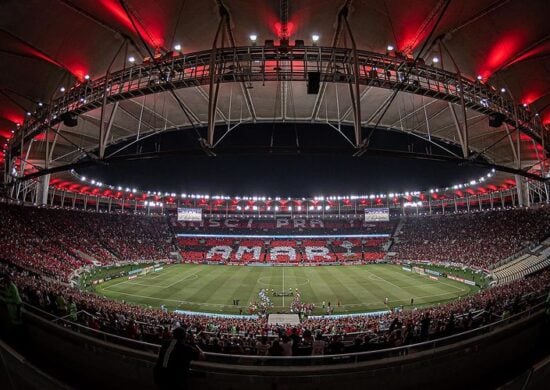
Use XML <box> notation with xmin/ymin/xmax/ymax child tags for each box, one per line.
<box><xmin>1</xmin><ymin>0</ymin><xmax>549</xmax><ymax>207</ymax></box>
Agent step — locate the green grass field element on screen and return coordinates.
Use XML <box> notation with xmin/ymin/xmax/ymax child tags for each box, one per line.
<box><xmin>94</xmin><ymin>264</ymin><xmax>479</xmax><ymax>315</ymax></box>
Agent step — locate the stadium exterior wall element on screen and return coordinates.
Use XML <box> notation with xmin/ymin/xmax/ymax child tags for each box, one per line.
<box><xmin>9</xmin><ymin>307</ymin><xmax>549</xmax><ymax>390</ymax></box>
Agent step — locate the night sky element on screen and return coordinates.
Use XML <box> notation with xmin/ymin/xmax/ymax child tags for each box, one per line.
<box><xmin>79</xmin><ymin>124</ymin><xmax>489</xmax><ymax>197</ymax></box>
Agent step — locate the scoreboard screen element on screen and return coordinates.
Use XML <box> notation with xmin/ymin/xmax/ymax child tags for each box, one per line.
<box><xmin>364</xmin><ymin>208</ymin><xmax>389</xmax><ymax>222</ymax></box>
<box><xmin>177</xmin><ymin>207</ymin><xmax>203</xmax><ymax>222</ymax></box>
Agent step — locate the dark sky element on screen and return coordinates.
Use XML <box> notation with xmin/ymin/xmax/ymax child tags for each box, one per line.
<box><xmin>79</xmin><ymin>124</ymin><xmax>488</xmax><ymax>197</ymax></box>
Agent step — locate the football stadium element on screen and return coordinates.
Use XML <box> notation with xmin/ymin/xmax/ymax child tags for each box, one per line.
<box><xmin>0</xmin><ymin>1</ymin><xmax>550</xmax><ymax>389</ymax></box>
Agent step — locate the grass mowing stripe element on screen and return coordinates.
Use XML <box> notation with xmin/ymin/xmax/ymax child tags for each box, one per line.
<box><xmin>95</xmin><ymin>264</ymin><xmax>481</xmax><ymax>315</ymax></box>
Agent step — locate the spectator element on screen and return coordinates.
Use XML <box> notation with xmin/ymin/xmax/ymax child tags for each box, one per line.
<box><xmin>154</xmin><ymin>327</ymin><xmax>201</xmax><ymax>390</ymax></box>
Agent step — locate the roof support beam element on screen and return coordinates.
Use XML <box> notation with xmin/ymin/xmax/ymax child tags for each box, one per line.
<box><xmin>310</xmin><ymin>0</ymin><xmax>352</xmax><ymax>121</ymax></box>
<box><xmin>100</xmin><ymin>102</ymin><xmax>119</xmax><ymax>159</ymax></box>
<box><xmin>99</xmin><ymin>41</ymin><xmax>125</xmax><ymax>159</ymax></box>
<box><xmin>441</xmin><ymin>41</ymin><xmax>469</xmax><ymax>158</ymax></box>
<box><xmin>216</xmin><ymin>1</ymin><xmax>256</xmax><ymax>124</ymax></box>
<box><xmin>343</xmin><ymin>13</ymin><xmax>362</xmax><ymax>146</ymax></box>
<box><xmin>207</xmin><ymin>14</ymin><xmax>226</xmax><ymax>146</ymax></box>
<box><xmin>195</xmin><ymin>87</ymin><xmax>227</xmax><ymax>123</ymax></box>
<box><xmin>448</xmin><ymin>102</ymin><xmax>469</xmax><ymax>158</ymax></box>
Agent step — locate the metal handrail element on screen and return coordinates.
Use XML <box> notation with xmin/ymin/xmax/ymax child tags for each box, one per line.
<box><xmin>22</xmin><ymin>303</ymin><xmax>161</xmax><ymax>354</ymax></box>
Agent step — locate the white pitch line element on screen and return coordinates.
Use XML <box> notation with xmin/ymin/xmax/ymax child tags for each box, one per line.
<box><xmin>282</xmin><ymin>267</ymin><xmax>285</xmax><ymax>308</ymax></box>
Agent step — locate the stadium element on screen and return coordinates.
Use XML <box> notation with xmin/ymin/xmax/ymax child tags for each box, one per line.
<box><xmin>0</xmin><ymin>0</ymin><xmax>549</xmax><ymax>389</ymax></box>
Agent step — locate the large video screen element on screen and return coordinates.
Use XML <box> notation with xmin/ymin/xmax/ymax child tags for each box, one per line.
<box><xmin>364</xmin><ymin>207</ymin><xmax>389</xmax><ymax>222</ymax></box>
<box><xmin>177</xmin><ymin>207</ymin><xmax>203</xmax><ymax>222</ymax></box>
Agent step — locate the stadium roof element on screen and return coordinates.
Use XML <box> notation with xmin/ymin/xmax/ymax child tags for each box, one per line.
<box><xmin>1</xmin><ymin>0</ymin><xmax>549</xmax><ymax>193</ymax></box>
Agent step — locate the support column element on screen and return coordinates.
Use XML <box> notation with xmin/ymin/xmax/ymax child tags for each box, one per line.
<box><xmin>515</xmin><ymin>175</ymin><xmax>529</xmax><ymax>207</ymax></box>
<box><xmin>50</xmin><ymin>188</ymin><xmax>56</xmax><ymax>206</ymax></box>
<box><xmin>36</xmin><ymin>174</ymin><xmax>50</xmax><ymax>206</ymax></box>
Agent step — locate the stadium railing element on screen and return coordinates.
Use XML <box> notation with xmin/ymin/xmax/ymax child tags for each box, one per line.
<box><xmin>22</xmin><ymin>303</ymin><xmax>161</xmax><ymax>355</ymax></box>
<box><xmin>20</xmin><ymin>294</ymin><xmax>547</xmax><ymax>366</ymax></box>
<box><xmin>198</xmin><ymin>300</ymin><xmax>546</xmax><ymax>366</ymax></box>
<box><xmin>0</xmin><ymin>339</ymin><xmax>72</xmax><ymax>389</ymax></box>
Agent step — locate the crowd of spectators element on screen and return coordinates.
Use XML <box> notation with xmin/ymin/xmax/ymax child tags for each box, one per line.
<box><xmin>3</xmin><ymin>263</ymin><xmax>548</xmax><ymax>356</ymax></box>
<box><xmin>393</xmin><ymin>207</ymin><xmax>550</xmax><ymax>268</ymax></box>
<box><xmin>171</xmin><ymin>217</ymin><xmax>398</xmax><ymax>236</ymax></box>
<box><xmin>0</xmin><ymin>204</ymin><xmax>174</xmax><ymax>280</ymax></box>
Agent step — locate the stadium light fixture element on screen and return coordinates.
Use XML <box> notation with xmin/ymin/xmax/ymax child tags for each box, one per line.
<box><xmin>500</xmin><ymin>87</ymin><xmax>506</xmax><ymax>93</ymax></box>
<box><xmin>523</xmin><ymin>103</ymin><xmax>528</xmax><ymax>108</ymax></box>
<box><xmin>128</xmin><ymin>56</ymin><xmax>135</xmax><ymax>63</ymax></box>
<box><xmin>477</xmin><ymin>75</ymin><xmax>483</xmax><ymax>81</ymax></box>
<box><xmin>387</xmin><ymin>44</ymin><xmax>394</xmax><ymax>51</ymax></box>
<box><xmin>432</xmin><ymin>56</ymin><xmax>439</xmax><ymax>63</ymax></box>
<box><xmin>84</xmin><ymin>74</ymin><xmax>90</xmax><ymax>80</ymax></box>
<box><xmin>249</xmin><ymin>34</ymin><xmax>257</xmax><ymax>42</ymax></box>
<box><xmin>81</xmin><ymin>176</ymin><xmax>86</xmax><ymax>181</ymax></box>
<box><xmin>38</xmin><ymin>102</ymin><xmax>43</xmax><ymax>107</ymax></box>
<box><xmin>174</xmin><ymin>44</ymin><xmax>182</xmax><ymax>51</ymax></box>
<box><xmin>60</xmin><ymin>87</ymin><xmax>65</xmax><ymax>92</ymax></box>
<box><xmin>312</xmin><ymin>34</ymin><xmax>320</xmax><ymax>44</ymax></box>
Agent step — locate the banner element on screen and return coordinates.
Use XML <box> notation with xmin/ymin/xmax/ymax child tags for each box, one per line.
<box><xmin>447</xmin><ymin>275</ymin><xmax>464</xmax><ymax>283</ymax></box>
<box><xmin>412</xmin><ymin>266</ymin><xmax>426</xmax><ymax>276</ymax></box>
<box><xmin>425</xmin><ymin>269</ymin><xmax>442</xmax><ymax>277</ymax></box>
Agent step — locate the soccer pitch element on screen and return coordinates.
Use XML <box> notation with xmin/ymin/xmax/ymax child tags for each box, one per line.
<box><xmin>94</xmin><ymin>264</ymin><xmax>479</xmax><ymax>315</ymax></box>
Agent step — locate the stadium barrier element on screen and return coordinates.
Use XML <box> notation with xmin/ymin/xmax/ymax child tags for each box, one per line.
<box><xmin>21</xmin><ymin>295</ymin><xmax>546</xmax><ymax>363</ymax></box>
<box><xmin>11</xmin><ymin>301</ymin><xmax>548</xmax><ymax>389</ymax></box>
<box><xmin>0</xmin><ymin>339</ymin><xmax>72</xmax><ymax>390</ymax></box>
